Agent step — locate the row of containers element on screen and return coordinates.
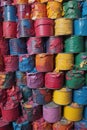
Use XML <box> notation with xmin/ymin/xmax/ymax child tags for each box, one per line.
<box><xmin>0</xmin><ymin>1</ymin><xmax>87</xmax><ymax>20</ymax></box>
<box><xmin>0</xmin><ymin>36</ymin><xmax>87</xmax><ymax>55</ymax></box>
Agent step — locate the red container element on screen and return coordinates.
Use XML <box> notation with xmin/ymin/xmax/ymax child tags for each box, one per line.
<box><xmin>0</xmin><ymin>39</ymin><xmax>9</xmax><ymax>55</ymax></box>
<box><xmin>0</xmin><ymin>22</ymin><xmax>3</xmax><ymax>38</ymax></box>
<box><xmin>0</xmin><ymin>118</ymin><xmax>13</xmax><ymax>130</ymax></box>
<box><xmin>17</xmin><ymin>4</ymin><xmax>31</xmax><ymax>19</ymax></box>
<box><xmin>4</xmin><ymin>55</ymin><xmax>18</xmax><ymax>72</ymax></box>
<box><xmin>2</xmin><ymin>102</ymin><xmax>20</xmax><ymax>122</ymax></box>
<box><xmin>45</xmin><ymin>72</ymin><xmax>64</xmax><ymax>89</ymax></box>
<box><xmin>34</xmin><ymin>18</ymin><xmax>54</xmax><ymax>37</ymax></box>
<box><xmin>3</xmin><ymin>22</ymin><xmax>17</xmax><ymax>38</ymax></box>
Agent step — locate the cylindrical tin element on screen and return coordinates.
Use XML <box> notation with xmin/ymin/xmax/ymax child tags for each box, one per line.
<box><xmin>13</xmin><ymin>0</ymin><xmax>28</xmax><ymax>4</ymax></box>
<box><xmin>36</xmin><ymin>53</ymin><xmax>54</xmax><ymax>72</ymax></box>
<box><xmin>2</xmin><ymin>102</ymin><xmax>20</xmax><ymax>122</ymax></box>
<box><xmin>19</xmin><ymin>85</ymin><xmax>32</xmax><ymax>102</ymax></box>
<box><xmin>0</xmin><ymin>55</ymin><xmax>4</xmax><ymax>71</ymax></box>
<box><xmin>0</xmin><ymin>118</ymin><xmax>13</xmax><ymax>130</ymax></box>
<box><xmin>34</xmin><ymin>18</ymin><xmax>54</xmax><ymax>37</ymax></box>
<box><xmin>17</xmin><ymin>4</ymin><xmax>30</xmax><ymax>19</ymax></box>
<box><xmin>46</xmin><ymin>36</ymin><xmax>63</xmax><ymax>54</ymax></box>
<box><xmin>73</xmin><ymin>86</ymin><xmax>87</xmax><ymax>105</ymax></box>
<box><xmin>74</xmin><ymin>18</ymin><xmax>87</xmax><ymax>36</ymax></box>
<box><xmin>55</xmin><ymin>53</ymin><xmax>74</xmax><ymax>71</ymax></box>
<box><xmin>4</xmin><ymin>55</ymin><xmax>19</xmax><ymax>72</ymax></box>
<box><xmin>32</xmin><ymin>88</ymin><xmax>52</xmax><ymax>105</ymax></box>
<box><xmin>55</xmin><ymin>18</ymin><xmax>73</xmax><ymax>36</ymax></box>
<box><xmin>17</xmin><ymin>19</ymin><xmax>34</xmax><ymax>38</ymax></box>
<box><xmin>53</xmin><ymin>118</ymin><xmax>74</xmax><ymax>130</ymax></box>
<box><xmin>23</xmin><ymin>101</ymin><xmax>42</xmax><ymax>122</ymax></box>
<box><xmin>16</xmin><ymin>71</ymin><xmax>27</xmax><ymax>86</ymax></box>
<box><xmin>45</xmin><ymin>72</ymin><xmax>64</xmax><ymax>89</ymax></box>
<box><xmin>26</xmin><ymin>72</ymin><xmax>44</xmax><ymax>88</ymax></box>
<box><xmin>33</xmin><ymin>118</ymin><xmax>52</xmax><ymax>130</ymax></box>
<box><xmin>43</xmin><ymin>102</ymin><xmax>61</xmax><ymax>123</ymax></box>
<box><xmin>66</xmin><ymin>70</ymin><xmax>85</xmax><ymax>89</ymax></box>
<box><xmin>64</xmin><ymin>36</ymin><xmax>84</xmax><ymax>53</ymax></box>
<box><xmin>0</xmin><ymin>39</ymin><xmax>9</xmax><ymax>55</ymax></box>
<box><xmin>0</xmin><ymin>72</ymin><xmax>15</xmax><ymax>89</ymax></box>
<box><xmin>3</xmin><ymin>21</ymin><xmax>17</xmax><ymax>38</ymax></box>
<box><xmin>27</xmin><ymin>37</ymin><xmax>43</xmax><ymax>55</ymax></box>
<box><xmin>74</xmin><ymin>119</ymin><xmax>87</xmax><ymax>130</ymax></box>
<box><xmin>75</xmin><ymin>52</ymin><xmax>87</xmax><ymax>70</ymax></box>
<box><xmin>82</xmin><ymin>1</ymin><xmax>87</xmax><ymax>17</ymax></box>
<box><xmin>3</xmin><ymin>5</ymin><xmax>16</xmax><ymax>22</ymax></box>
<box><xmin>0</xmin><ymin>22</ymin><xmax>3</xmax><ymax>38</ymax></box>
<box><xmin>53</xmin><ymin>88</ymin><xmax>72</xmax><ymax>105</ymax></box>
<box><xmin>31</xmin><ymin>3</ymin><xmax>47</xmax><ymax>20</ymax></box>
<box><xmin>47</xmin><ymin>1</ymin><xmax>62</xmax><ymax>19</ymax></box>
<box><xmin>1</xmin><ymin>0</ymin><xmax>12</xmax><ymax>6</ymax></box>
<box><xmin>19</xmin><ymin>54</ymin><xmax>34</xmax><ymax>72</ymax></box>
<box><xmin>64</xmin><ymin>103</ymin><xmax>83</xmax><ymax>121</ymax></box>
<box><xmin>63</xmin><ymin>1</ymin><xmax>81</xmax><ymax>19</ymax></box>
<box><xmin>9</xmin><ymin>38</ymin><xmax>27</xmax><ymax>55</ymax></box>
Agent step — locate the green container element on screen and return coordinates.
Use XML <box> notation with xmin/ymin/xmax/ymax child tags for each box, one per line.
<box><xmin>66</xmin><ymin>70</ymin><xmax>85</xmax><ymax>89</ymax></box>
<box><xmin>75</xmin><ymin>52</ymin><xmax>87</xmax><ymax>70</ymax></box>
<box><xmin>63</xmin><ymin>1</ymin><xmax>81</xmax><ymax>19</ymax></box>
<box><xmin>65</xmin><ymin>36</ymin><xmax>84</xmax><ymax>53</ymax></box>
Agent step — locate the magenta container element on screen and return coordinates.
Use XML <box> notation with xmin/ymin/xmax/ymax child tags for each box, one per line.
<box><xmin>27</xmin><ymin>72</ymin><xmax>44</xmax><ymax>88</ymax></box>
<box><xmin>17</xmin><ymin>4</ymin><xmax>31</xmax><ymax>19</ymax></box>
<box><xmin>46</xmin><ymin>36</ymin><xmax>63</xmax><ymax>54</ymax></box>
<box><xmin>0</xmin><ymin>39</ymin><xmax>9</xmax><ymax>55</ymax></box>
<box><xmin>4</xmin><ymin>55</ymin><xmax>19</xmax><ymax>72</ymax></box>
<box><xmin>43</xmin><ymin>102</ymin><xmax>61</xmax><ymax>123</ymax></box>
<box><xmin>27</xmin><ymin>37</ymin><xmax>43</xmax><ymax>55</ymax></box>
<box><xmin>34</xmin><ymin>18</ymin><xmax>54</xmax><ymax>37</ymax></box>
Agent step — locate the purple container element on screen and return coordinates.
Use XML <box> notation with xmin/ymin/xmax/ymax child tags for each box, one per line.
<box><xmin>26</xmin><ymin>72</ymin><xmax>44</xmax><ymax>89</ymax></box>
<box><xmin>46</xmin><ymin>36</ymin><xmax>63</xmax><ymax>54</ymax></box>
<box><xmin>27</xmin><ymin>37</ymin><xmax>43</xmax><ymax>55</ymax></box>
<box><xmin>43</xmin><ymin>102</ymin><xmax>61</xmax><ymax>123</ymax></box>
<box><xmin>17</xmin><ymin>19</ymin><xmax>35</xmax><ymax>38</ymax></box>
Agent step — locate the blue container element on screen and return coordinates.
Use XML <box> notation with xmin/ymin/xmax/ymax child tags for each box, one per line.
<box><xmin>74</xmin><ymin>120</ymin><xmax>87</xmax><ymax>130</ymax></box>
<box><xmin>19</xmin><ymin>85</ymin><xmax>32</xmax><ymax>101</ymax></box>
<box><xmin>3</xmin><ymin>5</ymin><xmax>16</xmax><ymax>22</ymax></box>
<box><xmin>9</xmin><ymin>38</ymin><xmax>27</xmax><ymax>55</ymax></box>
<box><xmin>74</xmin><ymin>18</ymin><xmax>87</xmax><ymax>36</ymax></box>
<box><xmin>84</xmin><ymin>106</ymin><xmax>87</xmax><ymax>119</ymax></box>
<box><xmin>19</xmin><ymin>54</ymin><xmax>35</xmax><ymax>72</ymax></box>
<box><xmin>82</xmin><ymin>1</ymin><xmax>87</xmax><ymax>17</ymax></box>
<box><xmin>73</xmin><ymin>86</ymin><xmax>87</xmax><ymax>105</ymax></box>
<box><xmin>13</xmin><ymin>120</ymin><xmax>32</xmax><ymax>130</ymax></box>
<box><xmin>18</xmin><ymin>19</ymin><xmax>35</xmax><ymax>38</ymax></box>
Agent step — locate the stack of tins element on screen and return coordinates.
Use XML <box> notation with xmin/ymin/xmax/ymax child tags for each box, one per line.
<box><xmin>0</xmin><ymin>0</ymin><xmax>87</xmax><ymax>130</ymax></box>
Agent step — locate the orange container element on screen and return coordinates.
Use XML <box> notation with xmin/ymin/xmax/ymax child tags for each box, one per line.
<box><xmin>31</xmin><ymin>3</ymin><xmax>47</xmax><ymax>20</ymax></box>
<box><xmin>36</xmin><ymin>53</ymin><xmax>54</xmax><ymax>72</ymax></box>
<box><xmin>13</xmin><ymin>0</ymin><xmax>28</xmax><ymax>4</ymax></box>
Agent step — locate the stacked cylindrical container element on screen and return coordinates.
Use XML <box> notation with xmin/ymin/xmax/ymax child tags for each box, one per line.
<box><xmin>0</xmin><ymin>0</ymin><xmax>87</xmax><ymax>130</ymax></box>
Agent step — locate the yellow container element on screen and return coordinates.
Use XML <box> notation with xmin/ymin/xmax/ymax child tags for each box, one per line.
<box><xmin>55</xmin><ymin>53</ymin><xmax>74</xmax><ymax>71</ymax></box>
<box><xmin>53</xmin><ymin>88</ymin><xmax>72</xmax><ymax>105</ymax></box>
<box><xmin>54</xmin><ymin>0</ymin><xmax>63</xmax><ymax>2</ymax></box>
<box><xmin>47</xmin><ymin>1</ymin><xmax>62</xmax><ymax>19</ymax></box>
<box><xmin>64</xmin><ymin>103</ymin><xmax>83</xmax><ymax>121</ymax></box>
<box><xmin>55</xmin><ymin>18</ymin><xmax>73</xmax><ymax>36</ymax></box>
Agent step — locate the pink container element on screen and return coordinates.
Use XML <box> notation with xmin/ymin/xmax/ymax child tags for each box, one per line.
<box><xmin>17</xmin><ymin>4</ymin><xmax>31</xmax><ymax>19</ymax></box>
<box><xmin>3</xmin><ymin>22</ymin><xmax>17</xmax><ymax>38</ymax></box>
<box><xmin>0</xmin><ymin>22</ymin><xmax>3</xmax><ymax>38</ymax></box>
<box><xmin>0</xmin><ymin>39</ymin><xmax>9</xmax><ymax>55</ymax></box>
<box><xmin>34</xmin><ymin>18</ymin><xmax>54</xmax><ymax>37</ymax></box>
